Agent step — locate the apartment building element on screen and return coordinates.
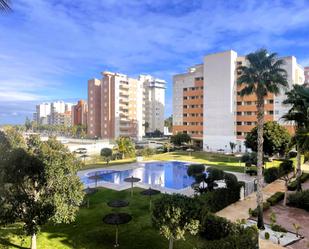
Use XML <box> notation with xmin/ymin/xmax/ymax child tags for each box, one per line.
<box><xmin>141</xmin><ymin>75</ymin><xmax>166</xmax><ymax>133</ymax></box>
<box><xmin>35</xmin><ymin>102</ymin><xmax>51</xmax><ymax>124</ymax></box>
<box><xmin>33</xmin><ymin>101</ymin><xmax>74</xmax><ymax>126</ymax></box>
<box><xmin>173</xmin><ymin>50</ymin><xmax>305</xmax><ymax>152</ymax></box>
<box><xmin>72</xmin><ymin>100</ymin><xmax>88</xmax><ymax>126</ymax></box>
<box><xmin>87</xmin><ymin>72</ymin><xmax>166</xmax><ymax>140</ymax></box>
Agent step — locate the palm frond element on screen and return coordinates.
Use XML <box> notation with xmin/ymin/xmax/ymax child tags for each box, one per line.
<box><xmin>0</xmin><ymin>0</ymin><xmax>11</xmax><ymax>11</ymax></box>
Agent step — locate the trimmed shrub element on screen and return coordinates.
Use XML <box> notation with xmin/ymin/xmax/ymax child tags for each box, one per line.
<box><xmin>200</xmin><ymin>224</ymin><xmax>258</xmax><ymax>249</ymax></box>
<box><xmin>199</xmin><ymin>212</ymin><xmax>233</xmax><ymax>240</ymax></box>
<box><xmin>224</xmin><ymin>173</ymin><xmax>238</xmax><ymax>189</ymax></box>
<box><xmin>245</xmin><ymin>168</ymin><xmax>257</xmax><ymax>176</ymax></box>
<box><xmin>250</xmin><ymin>202</ymin><xmax>271</xmax><ymax>217</ymax></box>
<box><xmin>287</xmin><ymin>151</ymin><xmax>297</xmax><ymax>159</ymax></box>
<box><xmin>264</xmin><ymin>232</ymin><xmax>270</xmax><ymax>240</ymax></box>
<box><xmin>278</xmin><ymin>160</ymin><xmax>293</xmax><ymax>174</ymax></box>
<box><xmin>198</xmin><ymin>186</ymin><xmax>241</xmax><ymax>213</ymax></box>
<box><xmin>264</xmin><ymin>167</ymin><xmax>279</xmax><ymax>183</ymax></box>
<box><xmin>288</xmin><ymin>173</ymin><xmax>309</xmax><ymax>191</ymax></box>
<box><xmin>266</xmin><ymin>192</ymin><xmax>284</xmax><ymax>206</ymax></box>
<box><xmin>288</xmin><ymin>190</ymin><xmax>309</xmax><ymax>211</ymax></box>
<box><xmin>271</xmin><ymin>224</ymin><xmax>287</xmax><ymax>233</ymax></box>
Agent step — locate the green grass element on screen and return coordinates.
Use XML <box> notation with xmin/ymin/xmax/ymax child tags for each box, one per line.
<box><xmin>82</xmin><ymin>158</ymin><xmax>137</xmax><ymax>170</ymax></box>
<box><xmin>144</xmin><ymin>151</ymin><xmax>246</xmax><ymax>172</ymax></box>
<box><xmin>82</xmin><ymin>151</ymin><xmax>287</xmax><ymax>173</ymax></box>
<box><xmin>0</xmin><ymin>188</ymin><xmax>205</xmax><ymax>249</ymax></box>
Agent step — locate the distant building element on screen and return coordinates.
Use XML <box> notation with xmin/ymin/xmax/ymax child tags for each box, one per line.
<box><xmin>87</xmin><ymin>71</ymin><xmax>166</xmax><ymax>140</ymax></box>
<box><xmin>71</xmin><ymin>100</ymin><xmax>88</xmax><ymax>126</ymax></box>
<box><xmin>33</xmin><ymin>101</ymin><xmax>73</xmax><ymax>127</ymax></box>
<box><xmin>305</xmin><ymin>66</ymin><xmax>309</xmax><ymax>85</ymax></box>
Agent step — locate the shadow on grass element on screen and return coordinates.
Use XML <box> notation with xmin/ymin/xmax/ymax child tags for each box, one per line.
<box><xmin>0</xmin><ymin>225</ymin><xmax>28</xmax><ymax>249</ymax></box>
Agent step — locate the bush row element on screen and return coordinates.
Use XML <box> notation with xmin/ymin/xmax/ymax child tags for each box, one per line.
<box><xmin>288</xmin><ymin>190</ymin><xmax>309</xmax><ymax>211</ymax></box>
<box><xmin>249</xmin><ymin>192</ymin><xmax>286</xmax><ymax>217</ymax></box>
<box><xmin>200</xmin><ymin>213</ymin><xmax>258</xmax><ymax>249</ymax></box>
<box><xmin>266</xmin><ymin>192</ymin><xmax>284</xmax><ymax>206</ymax></box>
<box><xmin>264</xmin><ymin>160</ymin><xmax>293</xmax><ymax>183</ymax></box>
<box><xmin>288</xmin><ymin>173</ymin><xmax>309</xmax><ymax>191</ymax></box>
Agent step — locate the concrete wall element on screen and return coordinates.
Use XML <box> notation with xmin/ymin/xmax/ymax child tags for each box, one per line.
<box><xmin>203</xmin><ymin>50</ymin><xmax>237</xmax><ymax>151</ymax></box>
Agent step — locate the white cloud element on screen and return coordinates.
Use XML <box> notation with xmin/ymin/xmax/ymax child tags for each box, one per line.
<box><xmin>0</xmin><ymin>0</ymin><xmax>309</xmax><ymax>123</ymax></box>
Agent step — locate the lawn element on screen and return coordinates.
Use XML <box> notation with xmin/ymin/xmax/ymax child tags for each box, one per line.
<box><xmin>82</xmin><ymin>157</ymin><xmax>137</xmax><ymax>170</ymax></box>
<box><xmin>82</xmin><ymin>151</ymin><xmax>286</xmax><ymax>173</ymax></box>
<box><xmin>0</xmin><ymin>188</ymin><xmax>205</xmax><ymax>249</ymax></box>
<box><xmin>144</xmin><ymin>151</ymin><xmax>282</xmax><ymax>173</ymax></box>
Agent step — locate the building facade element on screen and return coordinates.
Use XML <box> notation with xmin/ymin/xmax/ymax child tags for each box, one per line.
<box><xmin>173</xmin><ymin>50</ymin><xmax>305</xmax><ymax>152</ymax></box>
<box><xmin>72</xmin><ymin>100</ymin><xmax>88</xmax><ymax>126</ymax></box>
<box><xmin>87</xmin><ymin>72</ymin><xmax>166</xmax><ymax>140</ymax></box>
<box><xmin>33</xmin><ymin>101</ymin><xmax>73</xmax><ymax>127</ymax></box>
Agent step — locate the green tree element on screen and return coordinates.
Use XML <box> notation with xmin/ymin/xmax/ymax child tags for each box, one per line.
<box><xmin>283</xmin><ymin>84</ymin><xmax>309</xmax><ymax>191</ymax></box>
<box><xmin>25</xmin><ymin>117</ymin><xmax>32</xmax><ymax>131</ymax></box>
<box><xmin>115</xmin><ymin>136</ymin><xmax>135</xmax><ymax>159</ymax></box>
<box><xmin>152</xmin><ymin>194</ymin><xmax>199</xmax><ymax>249</ymax></box>
<box><xmin>0</xmin><ymin>134</ymin><xmax>84</xmax><ymax>249</ymax></box>
<box><xmin>164</xmin><ymin>115</ymin><xmax>173</xmax><ymax>132</ymax></box>
<box><xmin>229</xmin><ymin>142</ymin><xmax>237</xmax><ymax>153</ymax></box>
<box><xmin>237</xmin><ymin>49</ymin><xmax>288</xmax><ymax>229</ymax></box>
<box><xmin>245</xmin><ymin>121</ymin><xmax>291</xmax><ymax>156</ymax></box>
<box><xmin>170</xmin><ymin>133</ymin><xmax>191</xmax><ymax>146</ymax></box>
<box><xmin>101</xmin><ymin>147</ymin><xmax>113</xmax><ymax>165</ymax></box>
<box><xmin>0</xmin><ymin>0</ymin><xmax>11</xmax><ymax>11</ymax></box>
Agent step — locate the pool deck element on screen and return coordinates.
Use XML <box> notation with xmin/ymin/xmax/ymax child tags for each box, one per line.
<box><xmin>78</xmin><ymin>160</ymin><xmax>254</xmax><ymax>196</ymax></box>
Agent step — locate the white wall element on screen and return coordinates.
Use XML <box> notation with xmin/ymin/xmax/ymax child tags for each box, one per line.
<box><xmin>203</xmin><ymin>50</ymin><xmax>237</xmax><ymax>151</ymax></box>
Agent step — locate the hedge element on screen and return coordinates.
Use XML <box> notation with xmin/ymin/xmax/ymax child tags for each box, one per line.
<box><xmin>249</xmin><ymin>202</ymin><xmax>271</xmax><ymax>217</ymax></box>
<box><xmin>199</xmin><ymin>212</ymin><xmax>233</xmax><ymax>240</ymax></box>
<box><xmin>288</xmin><ymin>190</ymin><xmax>309</xmax><ymax>211</ymax></box>
<box><xmin>264</xmin><ymin>167</ymin><xmax>279</xmax><ymax>183</ymax></box>
<box><xmin>264</xmin><ymin>160</ymin><xmax>294</xmax><ymax>183</ymax></box>
<box><xmin>266</xmin><ymin>192</ymin><xmax>284</xmax><ymax>206</ymax></box>
<box><xmin>288</xmin><ymin>173</ymin><xmax>309</xmax><ymax>191</ymax></box>
<box><xmin>200</xmin><ymin>223</ymin><xmax>258</xmax><ymax>249</ymax></box>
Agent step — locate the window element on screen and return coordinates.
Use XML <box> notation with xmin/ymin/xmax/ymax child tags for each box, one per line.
<box><xmin>237</xmin><ymin>112</ymin><xmax>242</xmax><ymax>115</ymax></box>
<box><xmin>183</xmin><ymin>88</ymin><xmax>188</xmax><ymax>91</ymax></box>
<box><xmin>237</xmin><ymin>122</ymin><xmax>242</xmax><ymax>125</ymax></box>
<box><xmin>237</xmin><ymin>101</ymin><xmax>242</xmax><ymax>105</ymax></box>
<box><xmin>237</xmin><ymin>132</ymin><xmax>242</xmax><ymax>136</ymax></box>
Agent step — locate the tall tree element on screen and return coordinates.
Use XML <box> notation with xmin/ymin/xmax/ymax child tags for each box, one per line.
<box><xmin>0</xmin><ymin>134</ymin><xmax>84</xmax><ymax>249</ymax></box>
<box><xmin>283</xmin><ymin>84</ymin><xmax>309</xmax><ymax>191</ymax></box>
<box><xmin>237</xmin><ymin>49</ymin><xmax>288</xmax><ymax>229</ymax></box>
<box><xmin>164</xmin><ymin>115</ymin><xmax>173</xmax><ymax>132</ymax></box>
<box><xmin>245</xmin><ymin>121</ymin><xmax>291</xmax><ymax>156</ymax></box>
<box><xmin>0</xmin><ymin>0</ymin><xmax>11</xmax><ymax>11</ymax></box>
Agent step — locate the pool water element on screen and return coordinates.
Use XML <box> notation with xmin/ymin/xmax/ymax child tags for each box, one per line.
<box><xmin>82</xmin><ymin>161</ymin><xmax>195</xmax><ymax>190</ymax></box>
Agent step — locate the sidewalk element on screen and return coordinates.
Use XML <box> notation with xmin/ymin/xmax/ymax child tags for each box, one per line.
<box><xmin>216</xmin><ymin>179</ymin><xmax>286</xmax><ymax>249</ymax></box>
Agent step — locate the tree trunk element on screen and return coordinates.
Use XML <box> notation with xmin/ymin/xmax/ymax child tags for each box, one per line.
<box><xmin>256</xmin><ymin>96</ymin><xmax>265</xmax><ymax>229</ymax></box>
<box><xmin>31</xmin><ymin>233</ymin><xmax>36</xmax><ymax>249</ymax></box>
<box><xmin>169</xmin><ymin>237</ymin><xmax>174</xmax><ymax>249</ymax></box>
<box><xmin>296</xmin><ymin>148</ymin><xmax>302</xmax><ymax>192</ymax></box>
<box><xmin>284</xmin><ymin>182</ymin><xmax>288</xmax><ymax>206</ymax></box>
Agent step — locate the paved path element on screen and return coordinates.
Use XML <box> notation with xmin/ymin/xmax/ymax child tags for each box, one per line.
<box><xmin>216</xmin><ymin>179</ymin><xmax>286</xmax><ymax>249</ymax></box>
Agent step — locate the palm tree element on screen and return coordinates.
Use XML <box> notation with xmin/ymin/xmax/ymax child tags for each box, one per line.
<box><xmin>283</xmin><ymin>85</ymin><xmax>309</xmax><ymax>191</ymax></box>
<box><xmin>115</xmin><ymin>136</ymin><xmax>135</xmax><ymax>159</ymax></box>
<box><xmin>0</xmin><ymin>0</ymin><xmax>11</xmax><ymax>11</ymax></box>
<box><xmin>237</xmin><ymin>49</ymin><xmax>288</xmax><ymax>229</ymax></box>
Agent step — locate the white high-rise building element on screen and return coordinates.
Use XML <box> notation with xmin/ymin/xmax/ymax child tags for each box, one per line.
<box><xmin>140</xmin><ymin>75</ymin><xmax>166</xmax><ymax>134</ymax></box>
<box><xmin>173</xmin><ymin>50</ymin><xmax>305</xmax><ymax>152</ymax></box>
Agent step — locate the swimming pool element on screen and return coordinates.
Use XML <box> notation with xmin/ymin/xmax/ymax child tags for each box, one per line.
<box><xmin>81</xmin><ymin>161</ymin><xmax>195</xmax><ymax>190</ymax></box>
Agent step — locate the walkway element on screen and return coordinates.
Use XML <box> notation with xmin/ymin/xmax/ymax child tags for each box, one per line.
<box><xmin>216</xmin><ymin>179</ymin><xmax>286</xmax><ymax>249</ymax></box>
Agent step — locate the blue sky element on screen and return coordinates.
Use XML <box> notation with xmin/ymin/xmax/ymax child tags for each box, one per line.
<box><xmin>0</xmin><ymin>0</ymin><xmax>309</xmax><ymax>124</ymax></box>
